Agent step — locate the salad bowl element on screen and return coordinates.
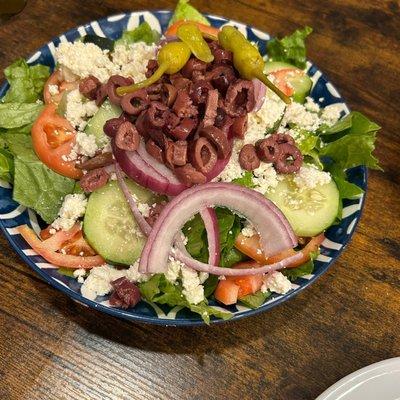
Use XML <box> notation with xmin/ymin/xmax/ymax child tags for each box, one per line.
<box><xmin>0</xmin><ymin>10</ymin><xmax>367</xmax><ymax>326</ymax></box>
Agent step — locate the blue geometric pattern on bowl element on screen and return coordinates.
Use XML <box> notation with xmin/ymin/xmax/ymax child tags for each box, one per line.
<box><xmin>0</xmin><ymin>11</ymin><xmax>367</xmax><ymax>326</ymax></box>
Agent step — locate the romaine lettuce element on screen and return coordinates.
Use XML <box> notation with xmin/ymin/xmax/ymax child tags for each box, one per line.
<box><xmin>1</xmin><ymin>59</ymin><xmax>50</xmax><ymax>104</ymax></box>
<box><xmin>116</xmin><ymin>22</ymin><xmax>160</xmax><ymax>46</ymax></box>
<box><xmin>168</xmin><ymin>0</ymin><xmax>210</xmax><ymax>26</ymax></box>
<box><xmin>267</xmin><ymin>26</ymin><xmax>312</xmax><ymax>69</ymax></box>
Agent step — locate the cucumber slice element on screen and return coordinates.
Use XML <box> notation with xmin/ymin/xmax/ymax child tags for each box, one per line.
<box><xmin>83</xmin><ymin>180</ymin><xmax>158</xmax><ymax>265</ymax></box>
<box><xmin>84</xmin><ymin>100</ymin><xmax>121</xmax><ymax>146</ymax></box>
<box><xmin>265</xmin><ymin>176</ymin><xmax>340</xmax><ymax>237</ymax></box>
<box><xmin>83</xmin><ymin>34</ymin><xmax>115</xmax><ymax>51</ymax></box>
<box><xmin>56</xmin><ymin>90</ymin><xmax>70</xmax><ymax>117</ymax></box>
<box><xmin>264</xmin><ymin>61</ymin><xmax>312</xmax><ymax>104</ymax></box>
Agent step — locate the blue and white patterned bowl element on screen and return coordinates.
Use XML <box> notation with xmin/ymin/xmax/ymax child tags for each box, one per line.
<box><xmin>0</xmin><ymin>11</ymin><xmax>367</xmax><ymax>326</ymax></box>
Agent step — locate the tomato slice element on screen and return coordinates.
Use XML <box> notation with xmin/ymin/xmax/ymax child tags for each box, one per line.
<box><xmin>41</xmin><ymin>223</ymin><xmax>81</xmax><ymax>252</ymax></box>
<box><xmin>214</xmin><ymin>279</ymin><xmax>240</xmax><ymax>305</ymax></box>
<box><xmin>268</xmin><ymin>68</ymin><xmax>304</xmax><ymax>97</ymax></box>
<box><xmin>61</xmin><ymin>230</ymin><xmax>97</xmax><ymax>257</ymax></box>
<box><xmin>32</xmin><ymin>104</ymin><xmax>82</xmax><ymax>179</ymax></box>
<box><xmin>235</xmin><ymin>233</ymin><xmax>325</xmax><ymax>268</ymax></box>
<box><xmin>19</xmin><ymin>225</ymin><xmax>104</xmax><ymax>269</ymax></box>
<box><xmin>43</xmin><ymin>69</ymin><xmax>78</xmax><ymax>105</ymax></box>
<box><xmin>214</xmin><ymin>261</ymin><xmax>264</xmax><ymax>305</ymax></box>
<box><xmin>165</xmin><ymin>20</ymin><xmax>220</xmax><ymax>39</ymax></box>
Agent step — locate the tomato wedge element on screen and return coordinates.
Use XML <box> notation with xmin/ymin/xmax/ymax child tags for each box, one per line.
<box><xmin>268</xmin><ymin>68</ymin><xmax>304</xmax><ymax>97</ymax></box>
<box><xmin>214</xmin><ymin>261</ymin><xmax>264</xmax><ymax>305</ymax></box>
<box><xmin>43</xmin><ymin>69</ymin><xmax>78</xmax><ymax>105</ymax></box>
<box><xmin>41</xmin><ymin>223</ymin><xmax>81</xmax><ymax>252</ymax></box>
<box><xmin>32</xmin><ymin>104</ymin><xmax>82</xmax><ymax>179</ymax></box>
<box><xmin>165</xmin><ymin>20</ymin><xmax>220</xmax><ymax>39</ymax></box>
<box><xmin>19</xmin><ymin>225</ymin><xmax>104</xmax><ymax>269</ymax></box>
<box><xmin>235</xmin><ymin>233</ymin><xmax>325</xmax><ymax>268</ymax></box>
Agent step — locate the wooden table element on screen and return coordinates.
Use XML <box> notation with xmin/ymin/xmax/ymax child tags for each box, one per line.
<box><xmin>0</xmin><ymin>1</ymin><xmax>399</xmax><ymax>399</ymax></box>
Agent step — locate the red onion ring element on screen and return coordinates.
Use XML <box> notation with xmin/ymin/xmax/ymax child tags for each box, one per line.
<box><xmin>200</xmin><ymin>208</ymin><xmax>220</xmax><ymax>266</ymax></box>
<box><xmin>139</xmin><ymin>182</ymin><xmax>298</xmax><ymax>274</ymax></box>
<box><xmin>252</xmin><ymin>78</ymin><xmax>267</xmax><ymax>112</ymax></box>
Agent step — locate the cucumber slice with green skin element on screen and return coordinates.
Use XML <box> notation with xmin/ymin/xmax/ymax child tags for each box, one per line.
<box><xmin>83</xmin><ymin>180</ymin><xmax>158</xmax><ymax>265</ymax></box>
<box><xmin>264</xmin><ymin>61</ymin><xmax>312</xmax><ymax>104</ymax></box>
<box><xmin>85</xmin><ymin>100</ymin><xmax>122</xmax><ymax>146</ymax></box>
<box><xmin>265</xmin><ymin>176</ymin><xmax>340</xmax><ymax>237</ymax></box>
<box><xmin>83</xmin><ymin>34</ymin><xmax>115</xmax><ymax>51</ymax></box>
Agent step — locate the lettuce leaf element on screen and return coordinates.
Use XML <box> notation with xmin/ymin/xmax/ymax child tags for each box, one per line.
<box><xmin>4</xmin><ymin>134</ymin><xmax>75</xmax><ymax>223</ymax></box>
<box><xmin>283</xmin><ymin>257</ymin><xmax>315</xmax><ymax>281</ymax></box>
<box><xmin>116</xmin><ymin>22</ymin><xmax>160</xmax><ymax>46</ymax></box>
<box><xmin>139</xmin><ymin>274</ymin><xmax>231</xmax><ymax>324</ymax></box>
<box><xmin>267</xmin><ymin>26</ymin><xmax>312</xmax><ymax>69</ymax></box>
<box><xmin>2</xmin><ymin>59</ymin><xmax>50</xmax><ymax>103</ymax></box>
<box><xmin>239</xmin><ymin>290</ymin><xmax>271</xmax><ymax>309</ymax></box>
<box><xmin>232</xmin><ymin>171</ymin><xmax>256</xmax><ymax>188</ymax></box>
<box><xmin>0</xmin><ymin>148</ymin><xmax>14</xmax><ymax>182</ymax></box>
<box><xmin>182</xmin><ymin>207</ymin><xmax>247</xmax><ymax>267</ymax></box>
<box><xmin>168</xmin><ymin>0</ymin><xmax>210</xmax><ymax>26</ymax></box>
<box><xmin>0</xmin><ymin>102</ymin><xmax>43</xmax><ymax>129</ymax></box>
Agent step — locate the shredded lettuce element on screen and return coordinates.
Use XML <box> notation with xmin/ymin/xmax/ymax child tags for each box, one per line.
<box><xmin>168</xmin><ymin>0</ymin><xmax>210</xmax><ymax>26</ymax></box>
<box><xmin>1</xmin><ymin>59</ymin><xmax>50</xmax><ymax>104</ymax></box>
<box><xmin>267</xmin><ymin>26</ymin><xmax>312</xmax><ymax>69</ymax></box>
<box><xmin>283</xmin><ymin>256</ymin><xmax>316</xmax><ymax>281</ymax></box>
<box><xmin>116</xmin><ymin>22</ymin><xmax>160</xmax><ymax>46</ymax></box>
<box><xmin>139</xmin><ymin>274</ymin><xmax>231</xmax><ymax>324</ymax></box>
<box><xmin>3</xmin><ymin>134</ymin><xmax>75</xmax><ymax>223</ymax></box>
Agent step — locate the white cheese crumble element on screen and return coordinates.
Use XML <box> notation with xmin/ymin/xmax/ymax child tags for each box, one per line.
<box><xmin>261</xmin><ymin>271</ymin><xmax>292</xmax><ymax>294</ymax></box>
<box><xmin>112</xmin><ymin>42</ymin><xmax>158</xmax><ymax>82</ymax></box>
<box><xmin>52</xmin><ymin>193</ymin><xmax>87</xmax><ymax>231</ymax></box>
<box><xmin>294</xmin><ymin>164</ymin><xmax>331</xmax><ymax>190</ymax></box>
<box><xmin>181</xmin><ymin>265</ymin><xmax>205</xmax><ymax>305</ymax></box>
<box><xmin>282</xmin><ymin>102</ymin><xmax>320</xmax><ymax>131</ymax></box>
<box><xmin>48</xmin><ymin>84</ymin><xmax>59</xmax><ymax>96</ymax></box>
<box><xmin>73</xmin><ymin>268</ymin><xmax>86</xmax><ymax>284</ymax></box>
<box><xmin>241</xmin><ymin>222</ymin><xmax>256</xmax><ymax>238</ymax></box>
<box><xmin>245</xmin><ymin>89</ymin><xmax>286</xmax><ymax>145</ymax></box>
<box><xmin>252</xmin><ymin>162</ymin><xmax>279</xmax><ymax>194</ymax></box>
<box><xmin>72</xmin><ymin>131</ymin><xmax>99</xmax><ymax>158</ymax></box>
<box><xmin>55</xmin><ymin>42</ymin><xmax>119</xmax><ymax>83</ymax></box>
<box><xmin>80</xmin><ymin>261</ymin><xmax>150</xmax><ymax>301</ymax></box>
<box><xmin>304</xmin><ymin>96</ymin><xmax>320</xmax><ymax>113</ymax></box>
<box><xmin>137</xmin><ymin>202</ymin><xmax>150</xmax><ymax>218</ymax></box>
<box><xmin>320</xmin><ymin>104</ymin><xmax>342</xmax><ymax>127</ymax></box>
<box><xmin>64</xmin><ymin>89</ymin><xmax>98</xmax><ymax>131</ymax></box>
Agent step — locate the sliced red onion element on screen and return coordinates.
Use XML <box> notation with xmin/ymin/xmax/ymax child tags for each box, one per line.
<box><xmin>104</xmin><ymin>163</ymin><xmax>115</xmax><ymax>175</ymax></box>
<box><xmin>173</xmin><ymin>248</ymin><xmax>302</xmax><ymax>276</ymax></box>
<box><xmin>115</xmin><ymin>164</ymin><xmax>152</xmax><ymax>236</ymax></box>
<box><xmin>252</xmin><ymin>78</ymin><xmax>267</xmax><ymax>112</ymax></box>
<box><xmin>136</xmin><ymin>140</ymin><xmax>187</xmax><ymax>195</ymax></box>
<box><xmin>139</xmin><ymin>182</ymin><xmax>298</xmax><ymax>274</ymax></box>
<box><xmin>200</xmin><ymin>208</ymin><xmax>220</xmax><ymax>265</ymax></box>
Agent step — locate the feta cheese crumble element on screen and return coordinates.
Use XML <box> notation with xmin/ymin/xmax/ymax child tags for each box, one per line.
<box><xmin>55</xmin><ymin>42</ymin><xmax>119</xmax><ymax>83</ymax></box>
<box><xmin>71</xmin><ymin>131</ymin><xmax>99</xmax><ymax>158</ymax></box>
<box><xmin>282</xmin><ymin>102</ymin><xmax>320</xmax><ymax>131</ymax></box>
<box><xmin>80</xmin><ymin>261</ymin><xmax>150</xmax><ymax>301</ymax></box>
<box><xmin>73</xmin><ymin>268</ymin><xmax>86</xmax><ymax>284</ymax></box>
<box><xmin>241</xmin><ymin>222</ymin><xmax>256</xmax><ymax>238</ymax></box>
<box><xmin>294</xmin><ymin>164</ymin><xmax>331</xmax><ymax>190</ymax></box>
<box><xmin>48</xmin><ymin>84</ymin><xmax>59</xmax><ymax>96</ymax></box>
<box><xmin>252</xmin><ymin>162</ymin><xmax>279</xmax><ymax>193</ymax></box>
<box><xmin>261</xmin><ymin>272</ymin><xmax>292</xmax><ymax>294</ymax></box>
<box><xmin>181</xmin><ymin>265</ymin><xmax>205</xmax><ymax>305</ymax></box>
<box><xmin>112</xmin><ymin>42</ymin><xmax>158</xmax><ymax>82</ymax></box>
<box><xmin>64</xmin><ymin>89</ymin><xmax>98</xmax><ymax>131</ymax></box>
<box><xmin>320</xmin><ymin>104</ymin><xmax>342</xmax><ymax>127</ymax></box>
<box><xmin>52</xmin><ymin>193</ymin><xmax>87</xmax><ymax>231</ymax></box>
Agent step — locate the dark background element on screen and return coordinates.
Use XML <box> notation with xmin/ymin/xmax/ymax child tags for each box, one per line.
<box><xmin>0</xmin><ymin>1</ymin><xmax>399</xmax><ymax>399</ymax></box>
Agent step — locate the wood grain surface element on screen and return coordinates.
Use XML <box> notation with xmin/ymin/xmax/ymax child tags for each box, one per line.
<box><xmin>0</xmin><ymin>1</ymin><xmax>399</xmax><ymax>399</ymax></box>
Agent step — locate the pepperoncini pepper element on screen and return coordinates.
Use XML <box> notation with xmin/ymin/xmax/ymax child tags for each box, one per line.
<box><xmin>218</xmin><ymin>26</ymin><xmax>291</xmax><ymax>104</ymax></box>
<box><xmin>117</xmin><ymin>42</ymin><xmax>191</xmax><ymax>96</ymax></box>
<box><xmin>177</xmin><ymin>23</ymin><xmax>214</xmax><ymax>63</ymax></box>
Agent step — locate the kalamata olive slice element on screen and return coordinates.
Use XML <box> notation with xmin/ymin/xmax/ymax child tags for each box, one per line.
<box><xmin>239</xmin><ymin>144</ymin><xmax>260</xmax><ymax>171</ymax></box>
<box><xmin>275</xmin><ymin>143</ymin><xmax>303</xmax><ymax>173</ymax></box>
<box><xmin>199</xmin><ymin>125</ymin><xmax>231</xmax><ymax>159</ymax></box>
<box><xmin>190</xmin><ymin>137</ymin><xmax>217</xmax><ymax>174</ymax></box>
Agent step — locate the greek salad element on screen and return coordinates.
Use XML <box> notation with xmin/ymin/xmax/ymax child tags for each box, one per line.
<box><xmin>0</xmin><ymin>0</ymin><xmax>380</xmax><ymax>323</ymax></box>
